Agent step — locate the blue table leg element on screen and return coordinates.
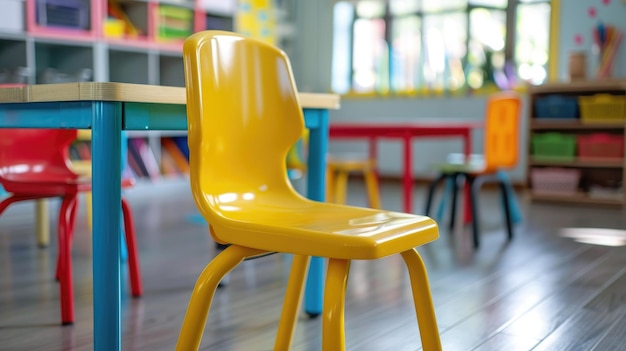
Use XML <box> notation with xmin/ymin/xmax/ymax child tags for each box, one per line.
<box><xmin>303</xmin><ymin>109</ymin><xmax>328</xmax><ymax>317</ymax></box>
<box><xmin>120</xmin><ymin>131</ymin><xmax>128</xmax><ymax>262</ymax></box>
<box><xmin>92</xmin><ymin>101</ymin><xmax>123</xmax><ymax>351</ymax></box>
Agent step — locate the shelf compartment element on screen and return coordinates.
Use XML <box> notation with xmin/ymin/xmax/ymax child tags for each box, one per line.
<box><xmin>109</xmin><ymin>50</ymin><xmax>149</xmax><ymax>84</ymax></box>
<box><xmin>159</xmin><ymin>55</ymin><xmax>184</xmax><ymax>87</ymax></box>
<box><xmin>578</xmin><ymin>133</ymin><xmax>624</xmax><ymax>162</ymax></box>
<box><xmin>531</xmin><ymin>132</ymin><xmax>576</xmax><ymax>162</ymax></box>
<box><xmin>530</xmin><ymin>167</ymin><xmax>581</xmax><ymax>196</ymax></box>
<box><xmin>34</xmin><ymin>42</ymin><xmax>93</xmax><ymax>84</ymax></box>
<box><xmin>534</xmin><ymin>94</ymin><xmax>579</xmax><ymax>119</ymax></box>
<box><xmin>36</xmin><ymin>0</ymin><xmax>90</xmax><ymax>30</ymax></box>
<box><xmin>579</xmin><ymin>94</ymin><xmax>626</xmax><ymax>124</ymax></box>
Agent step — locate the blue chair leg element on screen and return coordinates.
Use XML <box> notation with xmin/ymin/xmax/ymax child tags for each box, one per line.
<box><xmin>439</xmin><ymin>171</ymin><xmax>521</xmax><ymax>225</ymax></box>
<box><xmin>435</xmin><ymin>177</ymin><xmax>454</xmax><ymax>224</ymax></box>
<box><xmin>496</xmin><ymin>171</ymin><xmax>522</xmax><ymax>224</ymax></box>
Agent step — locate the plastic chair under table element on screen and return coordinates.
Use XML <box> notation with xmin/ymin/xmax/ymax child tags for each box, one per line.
<box><xmin>0</xmin><ymin>128</ymin><xmax>142</xmax><ymax>325</ymax></box>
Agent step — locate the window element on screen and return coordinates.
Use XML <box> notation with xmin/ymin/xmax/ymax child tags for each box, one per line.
<box><xmin>331</xmin><ymin>0</ymin><xmax>552</xmax><ymax>94</ymax></box>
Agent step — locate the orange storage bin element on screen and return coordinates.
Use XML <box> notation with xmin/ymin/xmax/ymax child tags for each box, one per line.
<box><xmin>577</xmin><ymin>133</ymin><xmax>624</xmax><ymax>162</ymax></box>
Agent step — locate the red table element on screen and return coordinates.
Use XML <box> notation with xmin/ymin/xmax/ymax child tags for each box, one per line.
<box><xmin>329</xmin><ymin>121</ymin><xmax>483</xmax><ymax>219</ymax></box>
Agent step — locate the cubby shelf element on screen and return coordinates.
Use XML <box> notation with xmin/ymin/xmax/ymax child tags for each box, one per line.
<box><xmin>527</xmin><ymin>80</ymin><xmax>626</xmax><ymax>206</ymax></box>
<box><xmin>0</xmin><ymin>0</ymin><xmax>251</xmax><ymax>180</ymax></box>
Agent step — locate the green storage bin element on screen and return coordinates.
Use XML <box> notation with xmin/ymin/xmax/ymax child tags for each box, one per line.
<box><xmin>531</xmin><ymin>133</ymin><xmax>576</xmax><ymax>161</ymax></box>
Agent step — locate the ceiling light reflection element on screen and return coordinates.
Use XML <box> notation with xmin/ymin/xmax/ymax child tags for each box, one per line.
<box><xmin>559</xmin><ymin>227</ymin><xmax>626</xmax><ymax>247</ymax></box>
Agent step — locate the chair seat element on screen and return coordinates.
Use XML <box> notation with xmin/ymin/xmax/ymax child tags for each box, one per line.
<box><xmin>327</xmin><ymin>156</ymin><xmax>376</xmax><ymax>172</ymax></box>
<box><xmin>208</xmin><ymin>198</ymin><xmax>438</xmax><ymax>260</ymax></box>
<box><xmin>436</xmin><ymin>152</ymin><xmax>489</xmax><ymax>174</ymax></box>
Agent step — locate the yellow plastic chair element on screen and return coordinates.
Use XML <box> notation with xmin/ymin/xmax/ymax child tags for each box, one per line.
<box><xmin>176</xmin><ymin>30</ymin><xmax>442</xmax><ymax>350</ymax></box>
<box><xmin>424</xmin><ymin>92</ymin><xmax>521</xmax><ymax>248</ymax></box>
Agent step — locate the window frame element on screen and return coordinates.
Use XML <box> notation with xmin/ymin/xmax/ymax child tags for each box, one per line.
<box><xmin>333</xmin><ymin>0</ymin><xmax>552</xmax><ymax>95</ymax></box>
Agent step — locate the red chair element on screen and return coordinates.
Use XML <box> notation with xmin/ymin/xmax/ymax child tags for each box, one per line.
<box><xmin>0</xmin><ymin>128</ymin><xmax>142</xmax><ymax>325</ymax></box>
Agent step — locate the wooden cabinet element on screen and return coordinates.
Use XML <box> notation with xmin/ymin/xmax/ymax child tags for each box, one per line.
<box><xmin>527</xmin><ymin>80</ymin><xmax>626</xmax><ymax>206</ymax></box>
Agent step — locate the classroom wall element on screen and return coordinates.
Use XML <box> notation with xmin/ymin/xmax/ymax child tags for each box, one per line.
<box><xmin>289</xmin><ymin>0</ymin><xmax>626</xmax><ymax>183</ymax></box>
<box><xmin>558</xmin><ymin>0</ymin><xmax>626</xmax><ymax>81</ymax></box>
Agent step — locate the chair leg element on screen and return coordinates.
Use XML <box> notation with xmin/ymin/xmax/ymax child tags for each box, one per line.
<box><xmin>468</xmin><ymin>176</ymin><xmax>481</xmax><ymax>249</ymax></box>
<box><xmin>498</xmin><ymin>180</ymin><xmax>514</xmax><ymax>241</ymax></box>
<box><xmin>86</xmin><ymin>191</ymin><xmax>93</xmax><ymax>231</ymax></box>
<box><xmin>326</xmin><ymin>166</ymin><xmax>335</xmax><ymax>203</ymax></box>
<box><xmin>176</xmin><ymin>245</ymin><xmax>268</xmax><ymax>351</ymax></box>
<box><xmin>363</xmin><ymin>169</ymin><xmax>381</xmax><ymax>209</ymax></box>
<box><xmin>400</xmin><ymin>249</ymin><xmax>442</xmax><ymax>351</ymax></box>
<box><xmin>121</xmin><ymin>198</ymin><xmax>142</xmax><ymax>297</ymax></box>
<box><xmin>322</xmin><ymin>258</ymin><xmax>350</xmax><ymax>351</ymax></box>
<box><xmin>274</xmin><ymin>254</ymin><xmax>310</xmax><ymax>350</ymax></box>
<box><xmin>334</xmin><ymin>170</ymin><xmax>350</xmax><ymax>205</ymax></box>
<box><xmin>448</xmin><ymin>174</ymin><xmax>459</xmax><ymax>231</ymax></box>
<box><xmin>496</xmin><ymin>170</ymin><xmax>522</xmax><ymax>224</ymax></box>
<box><xmin>35</xmin><ymin>200</ymin><xmax>49</xmax><ymax>248</ymax></box>
<box><xmin>435</xmin><ymin>177</ymin><xmax>454</xmax><ymax>223</ymax></box>
<box><xmin>58</xmin><ymin>195</ymin><xmax>78</xmax><ymax>325</ymax></box>
<box><xmin>424</xmin><ymin>173</ymin><xmax>447</xmax><ymax>217</ymax></box>
<box><xmin>56</xmin><ymin>197</ymin><xmax>78</xmax><ymax>281</ymax></box>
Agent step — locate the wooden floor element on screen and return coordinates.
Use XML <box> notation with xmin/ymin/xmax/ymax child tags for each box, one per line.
<box><xmin>1</xmin><ymin>177</ymin><xmax>626</xmax><ymax>351</ymax></box>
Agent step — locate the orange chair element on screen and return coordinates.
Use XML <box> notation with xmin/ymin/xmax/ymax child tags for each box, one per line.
<box><xmin>424</xmin><ymin>92</ymin><xmax>521</xmax><ymax>248</ymax></box>
<box><xmin>176</xmin><ymin>30</ymin><xmax>442</xmax><ymax>350</ymax></box>
<box><xmin>0</xmin><ymin>128</ymin><xmax>142</xmax><ymax>325</ymax></box>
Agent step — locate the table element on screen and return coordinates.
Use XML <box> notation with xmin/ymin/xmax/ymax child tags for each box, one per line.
<box><xmin>329</xmin><ymin>122</ymin><xmax>483</xmax><ymax>218</ymax></box>
<box><xmin>0</xmin><ymin>82</ymin><xmax>339</xmax><ymax>350</ymax></box>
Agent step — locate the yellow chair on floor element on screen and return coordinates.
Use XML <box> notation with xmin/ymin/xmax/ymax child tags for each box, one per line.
<box><xmin>176</xmin><ymin>30</ymin><xmax>442</xmax><ymax>350</ymax></box>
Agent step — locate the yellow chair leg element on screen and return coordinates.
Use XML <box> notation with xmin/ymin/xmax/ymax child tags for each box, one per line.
<box><xmin>334</xmin><ymin>171</ymin><xmax>349</xmax><ymax>205</ymax></box>
<box><xmin>326</xmin><ymin>167</ymin><xmax>336</xmax><ymax>203</ymax></box>
<box><xmin>86</xmin><ymin>192</ymin><xmax>93</xmax><ymax>231</ymax></box>
<box><xmin>274</xmin><ymin>254</ymin><xmax>310</xmax><ymax>350</ymax></box>
<box><xmin>363</xmin><ymin>169</ymin><xmax>381</xmax><ymax>209</ymax></box>
<box><xmin>35</xmin><ymin>200</ymin><xmax>49</xmax><ymax>248</ymax></box>
<box><xmin>322</xmin><ymin>258</ymin><xmax>350</xmax><ymax>351</ymax></box>
<box><xmin>176</xmin><ymin>245</ymin><xmax>267</xmax><ymax>351</ymax></box>
<box><xmin>400</xmin><ymin>249</ymin><xmax>442</xmax><ymax>351</ymax></box>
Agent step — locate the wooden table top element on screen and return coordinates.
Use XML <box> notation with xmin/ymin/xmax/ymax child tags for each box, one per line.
<box><xmin>0</xmin><ymin>82</ymin><xmax>341</xmax><ymax>110</ymax></box>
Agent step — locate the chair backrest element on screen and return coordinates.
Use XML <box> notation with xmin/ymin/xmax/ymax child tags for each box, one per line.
<box><xmin>182</xmin><ymin>31</ymin><xmax>305</xmax><ymax>213</ymax></box>
<box><xmin>0</xmin><ymin>128</ymin><xmax>78</xmax><ymax>182</ymax></box>
<box><xmin>483</xmin><ymin>92</ymin><xmax>522</xmax><ymax>171</ymax></box>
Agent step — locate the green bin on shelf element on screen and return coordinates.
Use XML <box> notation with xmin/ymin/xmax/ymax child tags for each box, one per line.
<box><xmin>531</xmin><ymin>132</ymin><xmax>577</xmax><ymax>162</ymax></box>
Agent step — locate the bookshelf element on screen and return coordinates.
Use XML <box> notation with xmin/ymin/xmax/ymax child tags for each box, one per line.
<box><xmin>527</xmin><ymin>80</ymin><xmax>626</xmax><ymax>206</ymax></box>
<box><xmin>0</xmin><ymin>0</ymin><xmax>293</xmax><ymax>180</ymax></box>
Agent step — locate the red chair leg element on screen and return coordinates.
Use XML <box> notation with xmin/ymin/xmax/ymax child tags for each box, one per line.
<box><xmin>57</xmin><ymin>195</ymin><xmax>78</xmax><ymax>325</ymax></box>
<box><xmin>56</xmin><ymin>197</ymin><xmax>78</xmax><ymax>281</ymax></box>
<box><xmin>121</xmin><ymin>198</ymin><xmax>142</xmax><ymax>297</ymax></box>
